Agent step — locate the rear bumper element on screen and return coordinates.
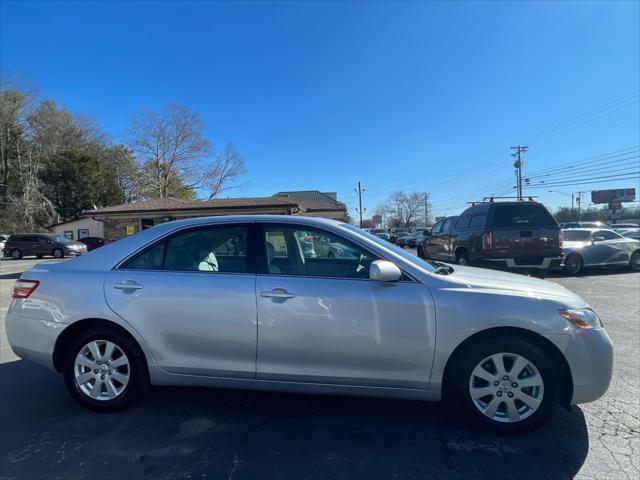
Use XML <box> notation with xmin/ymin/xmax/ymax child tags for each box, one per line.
<box><xmin>543</xmin><ymin>328</ymin><xmax>614</xmax><ymax>405</ymax></box>
<box><xmin>5</xmin><ymin>304</ymin><xmax>67</xmax><ymax>371</ymax></box>
<box><xmin>480</xmin><ymin>256</ymin><xmax>563</xmax><ymax>269</ymax></box>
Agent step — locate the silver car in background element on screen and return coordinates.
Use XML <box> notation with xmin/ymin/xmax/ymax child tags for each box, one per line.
<box><xmin>7</xmin><ymin>216</ymin><xmax>613</xmax><ymax>434</ymax></box>
<box><xmin>562</xmin><ymin>228</ymin><xmax>640</xmax><ymax>275</ymax></box>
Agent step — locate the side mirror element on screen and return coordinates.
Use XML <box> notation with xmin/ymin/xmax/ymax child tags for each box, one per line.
<box><xmin>593</xmin><ymin>236</ymin><xmax>606</xmax><ymax>243</ymax></box>
<box><xmin>48</xmin><ymin>240</ymin><xmax>53</xmax><ymax>244</ymax></box>
<box><xmin>369</xmin><ymin>260</ymin><xmax>402</xmax><ymax>282</ymax></box>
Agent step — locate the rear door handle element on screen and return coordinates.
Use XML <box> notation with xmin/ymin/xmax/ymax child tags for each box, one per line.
<box><xmin>113</xmin><ymin>281</ymin><xmax>143</xmax><ymax>290</ymax></box>
<box><xmin>260</xmin><ymin>289</ymin><xmax>295</xmax><ymax>299</ymax></box>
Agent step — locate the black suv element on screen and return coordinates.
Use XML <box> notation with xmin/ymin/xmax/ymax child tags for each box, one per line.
<box><xmin>3</xmin><ymin>233</ymin><xmax>87</xmax><ymax>259</ymax></box>
<box><xmin>419</xmin><ymin>201</ymin><xmax>563</xmax><ymax>272</ymax></box>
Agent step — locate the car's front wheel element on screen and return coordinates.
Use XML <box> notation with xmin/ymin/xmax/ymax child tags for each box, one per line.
<box><xmin>63</xmin><ymin>328</ymin><xmax>147</xmax><ymax>412</ymax></box>
<box><xmin>447</xmin><ymin>336</ymin><xmax>559</xmax><ymax>434</ymax></box>
<box><xmin>630</xmin><ymin>251</ymin><xmax>640</xmax><ymax>271</ymax></box>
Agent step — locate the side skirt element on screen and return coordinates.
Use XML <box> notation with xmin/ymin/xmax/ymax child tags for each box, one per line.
<box><xmin>148</xmin><ymin>366</ymin><xmax>441</xmax><ymax>401</ymax></box>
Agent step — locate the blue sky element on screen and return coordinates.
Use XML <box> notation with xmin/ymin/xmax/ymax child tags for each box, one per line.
<box><xmin>1</xmin><ymin>0</ymin><xmax>639</xmax><ymax>218</ymax></box>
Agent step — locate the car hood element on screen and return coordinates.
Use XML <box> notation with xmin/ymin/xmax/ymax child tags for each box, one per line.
<box><xmin>430</xmin><ymin>264</ymin><xmax>587</xmax><ymax>307</ymax></box>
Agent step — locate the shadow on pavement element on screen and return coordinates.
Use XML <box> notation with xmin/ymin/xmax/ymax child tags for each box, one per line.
<box><xmin>0</xmin><ymin>272</ymin><xmax>21</xmax><ymax>280</ymax></box>
<box><xmin>0</xmin><ymin>359</ymin><xmax>589</xmax><ymax>479</ymax></box>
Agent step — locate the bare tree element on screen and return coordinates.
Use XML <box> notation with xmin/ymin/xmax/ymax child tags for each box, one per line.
<box><xmin>379</xmin><ymin>191</ymin><xmax>425</xmax><ymax>228</ymax></box>
<box><xmin>128</xmin><ymin>103</ymin><xmax>211</xmax><ymax>199</ymax></box>
<box><xmin>206</xmin><ymin>143</ymin><xmax>246</xmax><ymax>199</ymax></box>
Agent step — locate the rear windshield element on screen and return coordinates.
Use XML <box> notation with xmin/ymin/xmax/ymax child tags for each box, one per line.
<box><xmin>563</xmin><ymin>230</ymin><xmax>590</xmax><ymax>241</ymax></box>
<box><xmin>491</xmin><ymin>204</ymin><xmax>557</xmax><ymax>228</ymax></box>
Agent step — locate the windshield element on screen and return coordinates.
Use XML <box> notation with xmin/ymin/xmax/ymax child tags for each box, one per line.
<box><xmin>341</xmin><ymin>224</ymin><xmax>438</xmax><ymax>273</ymax></box>
<box><xmin>562</xmin><ymin>230</ymin><xmax>591</xmax><ymax>242</ymax></box>
<box><xmin>49</xmin><ymin>235</ymin><xmax>72</xmax><ymax>243</ymax></box>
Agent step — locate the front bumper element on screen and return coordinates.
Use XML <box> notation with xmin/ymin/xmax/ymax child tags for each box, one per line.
<box><xmin>543</xmin><ymin>327</ymin><xmax>614</xmax><ymax>405</ymax></box>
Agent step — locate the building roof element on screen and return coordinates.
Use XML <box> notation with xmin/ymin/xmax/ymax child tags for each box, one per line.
<box><xmin>87</xmin><ymin>195</ymin><xmax>345</xmax><ymax>216</ymax></box>
<box><xmin>274</xmin><ymin>190</ymin><xmax>339</xmax><ymax>204</ymax></box>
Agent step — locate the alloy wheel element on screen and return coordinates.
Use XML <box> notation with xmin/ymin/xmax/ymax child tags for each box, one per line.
<box><xmin>631</xmin><ymin>252</ymin><xmax>640</xmax><ymax>270</ymax></box>
<box><xmin>565</xmin><ymin>255</ymin><xmax>582</xmax><ymax>274</ymax></box>
<box><xmin>74</xmin><ymin>340</ymin><xmax>130</xmax><ymax>401</ymax></box>
<box><xmin>468</xmin><ymin>352</ymin><xmax>544</xmax><ymax>423</ymax></box>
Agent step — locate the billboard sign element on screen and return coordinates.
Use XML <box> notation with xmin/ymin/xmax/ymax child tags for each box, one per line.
<box><xmin>591</xmin><ymin>188</ymin><xmax>636</xmax><ymax>204</ymax></box>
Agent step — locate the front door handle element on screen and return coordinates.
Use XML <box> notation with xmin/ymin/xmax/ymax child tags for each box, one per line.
<box><xmin>260</xmin><ymin>289</ymin><xmax>295</xmax><ymax>299</ymax></box>
<box><xmin>113</xmin><ymin>281</ymin><xmax>143</xmax><ymax>290</ymax></box>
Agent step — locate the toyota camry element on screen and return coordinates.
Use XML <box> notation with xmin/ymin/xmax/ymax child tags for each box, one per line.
<box><xmin>6</xmin><ymin>216</ymin><xmax>613</xmax><ymax>433</ymax></box>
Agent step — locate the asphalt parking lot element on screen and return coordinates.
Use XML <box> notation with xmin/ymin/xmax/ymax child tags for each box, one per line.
<box><xmin>0</xmin><ymin>257</ymin><xmax>638</xmax><ymax>480</ymax></box>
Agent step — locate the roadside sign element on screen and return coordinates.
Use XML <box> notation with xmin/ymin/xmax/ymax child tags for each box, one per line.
<box><xmin>125</xmin><ymin>225</ymin><xmax>135</xmax><ymax>235</ymax></box>
<box><xmin>591</xmin><ymin>188</ymin><xmax>636</xmax><ymax>204</ymax></box>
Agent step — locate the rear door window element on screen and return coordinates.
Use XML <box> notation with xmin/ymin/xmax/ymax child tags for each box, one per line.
<box><xmin>469</xmin><ymin>214</ymin><xmax>487</xmax><ymax>228</ymax></box>
<box><xmin>454</xmin><ymin>216</ymin><xmax>470</xmax><ymax>229</ymax></box>
<box><xmin>491</xmin><ymin>204</ymin><xmax>556</xmax><ymax>228</ymax></box>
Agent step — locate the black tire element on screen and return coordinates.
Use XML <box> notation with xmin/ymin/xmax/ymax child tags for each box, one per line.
<box><xmin>417</xmin><ymin>246</ymin><xmax>424</xmax><ymax>259</ymax></box>
<box><xmin>10</xmin><ymin>248</ymin><xmax>22</xmax><ymax>260</ymax></box>
<box><xmin>63</xmin><ymin>327</ymin><xmax>148</xmax><ymax>412</ymax></box>
<box><xmin>456</xmin><ymin>250</ymin><xmax>470</xmax><ymax>266</ymax></box>
<box><xmin>564</xmin><ymin>253</ymin><xmax>583</xmax><ymax>275</ymax></box>
<box><xmin>446</xmin><ymin>335</ymin><xmax>559</xmax><ymax>434</ymax></box>
<box><xmin>630</xmin><ymin>250</ymin><xmax>640</xmax><ymax>271</ymax></box>
<box><xmin>52</xmin><ymin>248</ymin><xmax>64</xmax><ymax>258</ymax></box>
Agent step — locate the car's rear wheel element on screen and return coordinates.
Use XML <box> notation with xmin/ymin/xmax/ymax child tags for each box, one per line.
<box><xmin>10</xmin><ymin>248</ymin><xmax>22</xmax><ymax>260</ymax></box>
<box><xmin>63</xmin><ymin>328</ymin><xmax>147</xmax><ymax>412</ymax></box>
<box><xmin>447</xmin><ymin>336</ymin><xmax>558</xmax><ymax>434</ymax></box>
<box><xmin>564</xmin><ymin>253</ymin><xmax>583</xmax><ymax>275</ymax></box>
<box><xmin>52</xmin><ymin>248</ymin><xmax>64</xmax><ymax>258</ymax></box>
<box><xmin>417</xmin><ymin>246</ymin><xmax>424</xmax><ymax>258</ymax></box>
<box><xmin>630</xmin><ymin>251</ymin><xmax>640</xmax><ymax>271</ymax></box>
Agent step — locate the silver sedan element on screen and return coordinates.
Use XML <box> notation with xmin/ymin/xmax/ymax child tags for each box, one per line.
<box><xmin>562</xmin><ymin>228</ymin><xmax>640</xmax><ymax>275</ymax></box>
<box><xmin>7</xmin><ymin>215</ymin><xmax>613</xmax><ymax>434</ymax></box>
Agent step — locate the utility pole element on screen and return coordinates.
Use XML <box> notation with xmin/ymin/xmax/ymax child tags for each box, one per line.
<box><xmin>424</xmin><ymin>192</ymin><xmax>430</xmax><ymax>227</ymax></box>
<box><xmin>510</xmin><ymin>145</ymin><xmax>529</xmax><ymax>201</ymax></box>
<box><xmin>575</xmin><ymin>191</ymin><xmax>586</xmax><ymax>221</ymax></box>
<box><xmin>354</xmin><ymin>181</ymin><xmax>365</xmax><ymax>228</ymax></box>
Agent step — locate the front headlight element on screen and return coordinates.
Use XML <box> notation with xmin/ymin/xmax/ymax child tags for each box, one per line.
<box><xmin>558</xmin><ymin>308</ymin><xmax>602</xmax><ymax>329</ymax></box>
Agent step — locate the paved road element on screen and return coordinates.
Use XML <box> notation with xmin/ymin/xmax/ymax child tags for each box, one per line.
<box><xmin>0</xmin><ymin>258</ymin><xmax>638</xmax><ymax>479</ymax></box>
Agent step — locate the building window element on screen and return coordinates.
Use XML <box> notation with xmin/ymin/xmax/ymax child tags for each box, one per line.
<box><xmin>141</xmin><ymin>218</ymin><xmax>155</xmax><ymax>230</ymax></box>
<box><xmin>78</xmin><ymin>229</ymin><xmax>89</xmax><ymax>239</ymax></box>
<box><xmin>63</xmin><ymin>231</ymin><xmax>73</xmax><ymax>239</ymax></box>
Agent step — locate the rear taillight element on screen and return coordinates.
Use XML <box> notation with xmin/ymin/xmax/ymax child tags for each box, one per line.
<box><xmin>482</xmin><ymin>231</ymin><xmax>493</xmax><ymax>250</ymax></box>
<box><xmin>12</xmin><ymin>279</ymin><xmax>39</xmax><ymax>298</ymax></box>
<box><xmin>558</xmin><ymin>230</ymin><xmax>564</xmax><ymax>248</ymax></box>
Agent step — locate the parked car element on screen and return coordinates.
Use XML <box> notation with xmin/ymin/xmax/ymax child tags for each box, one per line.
<box><xmin>420</xmin><ymin>201</ymin><xmax>563</xmax><ymax>273</ymax></box>
<box><xmin>560</xmin><ymin>221</ymin><xmax>604</xmax><ymax>229</ymax></box>
<box><xmin>562</xmin><ymin>228</ymin><xmax>640</xmax><ymax>275</ymax></box>
<box><xmin>389</xmin><ymin>228</ymin><xmax>409</xmax><ymax>244</ymax></box>
<box><xmin>407</xmin><ymin>230</ymin><xmax>430</xmax><ymax>248</ymax></box>
<box><xmin>371</xmin><ymin>229</ymin><xmax>391</xmax><ymax>241</ymax></box>
<box><xmin>413</xmin><ymin>229</ymin><xmax>431</xmax><ymax>248</ymax></box>
<box><xmin>7</xmin><ymin>215</ymin><xmax>613</xmax><ymax>434</ymax></box>
<box><xmin>620</xmin><ymin>228</ymin><xmax>640</xmax><ymax>241</ymax></box>
<box><xmin>610</xmin><ymin>223</ymin><xmax>639</xmax><ymax>231</ymax></box>
<box><xmin>78</xmin><ymin>237</ymin><xmax>105</xmax><ymax>251</ymax></box>
<box><xmin>0</xmin><ymin>234</ymin><xmax>9</xmax><ymax>256</ymax></box>
<box><xmin>3</xmin><ymin>233</ymin><xmax>88</xmax><ymax>259</ymax></box>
